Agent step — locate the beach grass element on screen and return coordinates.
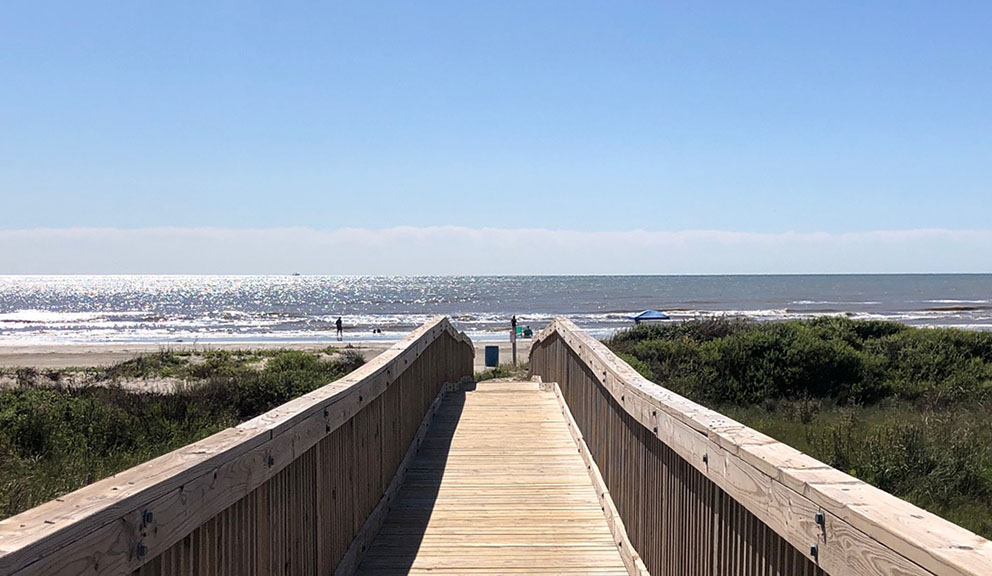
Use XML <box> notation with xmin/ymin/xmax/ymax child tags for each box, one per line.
<box><xmin>606</xmin><ymin>317</ymin><xmax>992</xmax><ymax>538</ymax></box>
<box><xmin>475</xmin><ymin>362</ymin><xmax>530</xmax><ymax>382</ymax></box>
<box><xmin>0</xmin><ymin>348</ymin><xmax>364</xmax><ymax>520</ymax></box>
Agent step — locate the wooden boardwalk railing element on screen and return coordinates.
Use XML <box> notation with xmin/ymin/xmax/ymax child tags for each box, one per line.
<box><xmin>0</xmin><ymin>317</ymin><xmax>473</xmax><ymax>576</ymax></box>
<box><xmin>529</xmin><ymin>317</ymin><xmax>992</xmax><ymax>576</ymax></box>
<box><xmin>4</xmin><ymin>315</ymin><xmax>992</xmax><ymax>576</ymax></box>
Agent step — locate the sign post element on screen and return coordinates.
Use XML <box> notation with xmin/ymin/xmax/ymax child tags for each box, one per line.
<box><xmin>510</xmin><ymin>315</ymin><xmax>518</xmax><ymax>367</ymax></box>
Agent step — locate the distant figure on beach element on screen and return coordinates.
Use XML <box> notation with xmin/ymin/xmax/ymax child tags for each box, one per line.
<box><xmin>511</xmin><ymin>315</ymin><xmax>517</xmax><ymax>332</ymax></box>
<box><xmin>336</xmin><ymin>317</ymin><xmax>343</xmax><ymax>341</ymax></box>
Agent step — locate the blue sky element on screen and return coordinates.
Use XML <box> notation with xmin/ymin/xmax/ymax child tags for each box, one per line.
<box><xmin>1</xmin><ymin>2</ymin><xmax>990</xmax><ymax>272</ymax></box>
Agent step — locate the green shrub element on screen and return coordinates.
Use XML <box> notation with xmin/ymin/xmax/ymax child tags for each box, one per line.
<box><xmin>0</xmin><ymin>348</ymin><xmax>364</xmax><ymax>520</ymax></box>
<box><xmin>608</xmin><ymin>317</ymin><xmax>992</xmax><ymax>407</ymax></box>
<box><xmin>618</xmin><ymin>353</ymin><xmax>653</xmax><ymax>380</ymax></box>
<box><xmin>608</xmin><ymin>317</ymin><xmax>992</xmax><ymax>538</ymax></box>
<box><xmin>476</xmin><ymin>362</ymin><xmax>529</xmax><ymax>382</ymax></box>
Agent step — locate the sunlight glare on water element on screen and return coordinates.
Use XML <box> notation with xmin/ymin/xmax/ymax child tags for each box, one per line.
<box><xmin>0</xmin><ymin>275</ymin><xmax>990</xmax><ymax>345</ymax></box>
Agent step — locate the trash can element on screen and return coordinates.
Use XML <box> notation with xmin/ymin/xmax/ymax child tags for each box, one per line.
<box><xmin>484</xmin><ymin>345</ymin><xmax>499</xmax><ymax>368</ymax></box>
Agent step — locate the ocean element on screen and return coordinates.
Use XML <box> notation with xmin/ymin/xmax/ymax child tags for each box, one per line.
<box><xmin>0</xmin><ymin>275</ymin><xmax>990</xmax><ymax>345</ymax></box>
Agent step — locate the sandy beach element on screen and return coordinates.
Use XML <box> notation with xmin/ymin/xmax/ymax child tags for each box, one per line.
<box><xmin>0</xmin><ymin>338</ymin><xmax>533</xmax><ymax>374</ymax></box>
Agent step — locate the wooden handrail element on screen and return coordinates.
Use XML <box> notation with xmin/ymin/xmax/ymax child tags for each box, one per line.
<box><xmin>0</xmin><ymin>316</ymin><xmax>474</xmax><ymax>576</ymax></box>
<box><xmin>531</xmin><ymin>317</ymin><xmax>992</xmax><ymax>576</ymax></box>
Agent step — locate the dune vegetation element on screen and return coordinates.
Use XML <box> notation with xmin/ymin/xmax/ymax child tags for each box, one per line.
<box><xmin>474</xmin><ymin>361</ymin><xmax>530</xmax><ymax>382</ymax></box>
<box><xmin>0</xmin><ymin>348</ymin><xmax>364</xmax><ymax>520</ymax></box>
<box><xmin>606</xmin><ymin>317</ymin><xmax>992</xmax><ymax>538</ymax></box>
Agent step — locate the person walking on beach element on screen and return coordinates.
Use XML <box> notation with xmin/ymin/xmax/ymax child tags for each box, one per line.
<box><xmin>335</xmin><ymin>317</ymin><xmax>343</xmax><ymax>341</ymax></box>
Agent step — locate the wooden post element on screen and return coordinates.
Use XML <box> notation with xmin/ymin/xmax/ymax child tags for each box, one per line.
<box><xmin>510</xmin><ymin>325</ymin><xmax>517</xmax><ymax>366</ymax></box>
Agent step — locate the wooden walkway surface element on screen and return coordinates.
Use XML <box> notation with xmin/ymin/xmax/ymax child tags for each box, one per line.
<box><xmin>356</xmin><ymin>380</ymin><xmax>628</xmax><ymax>575</ymax></box>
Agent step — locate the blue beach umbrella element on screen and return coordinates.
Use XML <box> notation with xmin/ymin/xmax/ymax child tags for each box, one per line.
<box><xmin>629</xmin><ymin>309</ymin><xmax>670</xmax><ymax>323</ymax></box>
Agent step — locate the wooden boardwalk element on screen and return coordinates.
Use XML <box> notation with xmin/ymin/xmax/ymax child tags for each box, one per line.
<box><xmin>356</xmin><ymin>380</ymin><xmax>628</xmax><ymax>575</ymax></box>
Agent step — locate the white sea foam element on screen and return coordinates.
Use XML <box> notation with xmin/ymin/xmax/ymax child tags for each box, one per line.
<box><xmin>0</xmin><ymin>310</ymin><xmax>107</xmax><ymax>323</ymax></box>
<box><xmin>1</xmin><ymin>275</ymin><xmax>991</xmax><ymax>344</ymax></box>
<box><xmin>790</xmin><ymin>300</ymin><xmax>881</xmax><ymax>306</ymax></box>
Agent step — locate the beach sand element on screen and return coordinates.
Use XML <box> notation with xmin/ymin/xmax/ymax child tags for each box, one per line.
<box><xmin>0</xmin><ymin>339</ymin><xmax>533</xmax><ymax>375</ymax></box>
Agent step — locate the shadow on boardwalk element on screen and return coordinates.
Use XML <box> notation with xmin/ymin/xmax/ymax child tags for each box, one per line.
<box><xmin>355</xmin><ymin>390</ymin><xmax>466</xmax><ymax>574</ymax></box>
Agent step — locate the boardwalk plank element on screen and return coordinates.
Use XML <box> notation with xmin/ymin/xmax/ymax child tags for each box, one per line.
<box><xmin>355</xmin><ymin>381</ymin><xmax>629</xmax><ymax>576</ymax></box>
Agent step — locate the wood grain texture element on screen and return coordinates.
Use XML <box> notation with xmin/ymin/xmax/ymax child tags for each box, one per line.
<box><xmin>355</xmin><ymin>380</ymin><xmax>629</xmax><ymax>575</ymax></box>
<box><xmin>10</xmin><ymin>313</ymin><xmax>979</xmax><ymax>576</ymax></box>
<box><xmin>549</xmin><ymin>380</ymin><xmax>649</xmax><ymax>576</ymax></box>
<box><xmin>0</xmin><ymin>317</ymin><xmax>474</xmax><ymax>576</ymax></box>
<box><xmin>531</xmin><ymin>317</ymin><xmax>992</xmax><ymax>576</ymax></box>
<box><xmin>333</xmin><ymin>381</ymin><xmax>459</xmax><ymax>576</ymax></box>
